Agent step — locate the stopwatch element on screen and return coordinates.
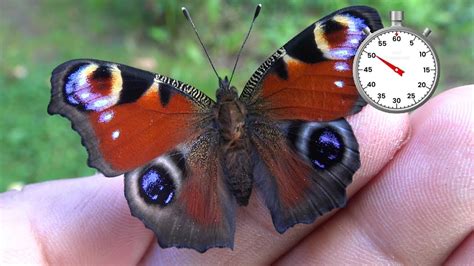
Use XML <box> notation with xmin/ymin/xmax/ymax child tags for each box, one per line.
<box><xmin>353</xmin><ymin>11</ymin><xmax>440</xmax><ymax>113</ymax></box>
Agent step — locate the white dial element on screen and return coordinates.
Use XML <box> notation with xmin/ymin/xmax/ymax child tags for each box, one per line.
<box><xmin>354</xmin><ymin>28</ymin><xmax>439</xmax><ymax>113</ymax></box>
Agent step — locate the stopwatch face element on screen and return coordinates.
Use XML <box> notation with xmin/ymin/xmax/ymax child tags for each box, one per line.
<box><xmin>354</xmin><ymin>27</ymin><xmax>440</xmax><ymax>113</ymax></box>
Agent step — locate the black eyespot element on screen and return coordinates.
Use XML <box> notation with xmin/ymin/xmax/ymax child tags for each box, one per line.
<box><xmin>138</xmin><ymin>166</ymin><xmax>176</xmax><ymax>206</ymax></box>
<box><xmin>285</xmin><ymin>24</ymin><xmax>324</xmax><ymax>63</ymax></box>
<box><xmin>158</xmin><ymin>83</ymin><xmax>175</xmax><ymax>107</ymax></box>
<box><xmin>308</xmin><ymin>127</ymin><xmax>345</xmax><ymax>170</ymax></box>
<box><xmin>272</xmin><ymin>59</ymin><xmax>289</xmax><ymax>80</ymax></box>
<box><xmin>323</xmin><ymin>19</ymin><xmax>346</xmax><ymax>35</ymax></box>
<box><xmin>92</xmin><ymin>65</ymin><xmax>112</xmax><ymax>80</ymax></box>
<box><xmin>116</xmin><ymin>64</ymin><xmax>154</xmax><ymax>104</ymax></box>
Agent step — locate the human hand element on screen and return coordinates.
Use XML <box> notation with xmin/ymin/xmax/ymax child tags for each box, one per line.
<box><xmin>1</xmin><ymin>86</ymin><xmax>472</xmax><ymax>265</ymax></box>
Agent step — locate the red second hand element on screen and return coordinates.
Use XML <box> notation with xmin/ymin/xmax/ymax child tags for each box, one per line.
<box><xmin>376</xmin><ymin>55</ymin><xmax>405</xmax><ymax>76</ymax></box>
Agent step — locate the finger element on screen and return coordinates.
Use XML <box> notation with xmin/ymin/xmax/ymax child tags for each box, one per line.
<box><xmin>276</xmin><ymin>86</ymin><xmax>474</xmax><ymax>265</ymax></box>
<box><xmin>141</xmin><ymin>106</ymin><xmax>410</xmax><ymax>265</ymax></box>
<box><xmin>0</xmin><ymin>175</ymin><xmax>153</xmax><ymax>265</ymax></box>
<box><xmin>444</xmin><ymin>232</ymin><xmax>474</xmax><ymax>265</ymax></box>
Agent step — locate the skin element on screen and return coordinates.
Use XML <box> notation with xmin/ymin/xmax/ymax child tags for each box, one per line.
<box><xmin>0</xmin><ymin>85</ymin><xmax>472</xmax><ymax>265</ymax></box>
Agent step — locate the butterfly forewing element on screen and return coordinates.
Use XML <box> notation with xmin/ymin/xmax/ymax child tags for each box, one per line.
<box><xmin>241</xmin><ymin>6</ymin><xmax>383</xmax><ymax>121</ymax></box>
<box><xmin>48</xmin><ymin>59</ymin><xmax>214</xmax><ymax>176</ymax></box>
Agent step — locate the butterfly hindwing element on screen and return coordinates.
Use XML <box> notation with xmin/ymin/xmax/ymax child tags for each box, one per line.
<box><xmin>124</xmin><ymin>133</ymin><xmax>236</xmax><ymax>252</ymax></box>
<box><xmin>252</xmin><ymin>119</ymin><xmax>360</xmax><ymax>233</ymax></box>
<box><xmin>241</xmin><ymin>6</ymin><xmax>383</xmax><ymax>121</ymax></box>
<box><xmin>48</xmin><ymin>59</ymin><xmax>214</xmax><ymax>176</ymax></box>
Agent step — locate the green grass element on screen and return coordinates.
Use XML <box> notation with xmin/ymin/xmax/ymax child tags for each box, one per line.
<box><xmin>1</xmin><ymin>0</ymin><xmax>472</xmax><ymax>191</ymax></box>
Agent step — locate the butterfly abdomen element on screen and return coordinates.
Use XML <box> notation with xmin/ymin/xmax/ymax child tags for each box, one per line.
<box><xmin>221</xmin><ymin>141</ymin><xmax>254</xmax><ymax>206</ymax></box>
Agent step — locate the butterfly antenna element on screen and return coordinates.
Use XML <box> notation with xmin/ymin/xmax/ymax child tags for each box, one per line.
<box><xmin>229</xmin><ymin>4</ymin><xmax>262</xmax><ymax>85</ymax></box>
<box><xmin>182</xmin><ymin>7</ymin><xmax>221</xmax><ymax>80</ymax></box>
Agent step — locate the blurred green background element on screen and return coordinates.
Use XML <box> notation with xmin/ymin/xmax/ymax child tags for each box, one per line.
<box><xmin>0</xmin><ymin>0</ymin><xmax>472</xmax><ymax>191</ymax></box>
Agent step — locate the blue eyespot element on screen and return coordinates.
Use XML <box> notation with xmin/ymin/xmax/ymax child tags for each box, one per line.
<box><xmin>308</xmin><ymin>127</ymin><xmax>344</xmax><ymax>170</ymax></box>
<box><xmin>139</xmin><ymin>167</ymin><xmax>176</xmax><ymax>206</ymax></box>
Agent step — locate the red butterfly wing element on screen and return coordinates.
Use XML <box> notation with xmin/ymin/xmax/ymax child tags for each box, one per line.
<box><xmin>241</xmin><ymin>6</ymin><xmax>383</xmax><ymax>121</ymax></box>
<box><xmin>49</xmin><ymin>59</ymin><xmax>214</xmax><ymax>176</ymax></box>
<box><xmin>124</xmin><ymin>134</ymin><xmax>236</xmax><ymax>252</ymax></box>
<box><xmin>244</xmin><ymin>6</ymin><xmax>383</xmax><ymax>232</ymax></box>
<box><xmin>252</xmin><ymin>119</ymin><xmax>361</xmax><ymax>233</ymax></box>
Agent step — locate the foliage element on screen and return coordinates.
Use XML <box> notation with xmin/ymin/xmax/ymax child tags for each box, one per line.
<box><xmin>0</xmin><ymin>0</ymin><xmax>472</xmax><ymax>191</ymax></box>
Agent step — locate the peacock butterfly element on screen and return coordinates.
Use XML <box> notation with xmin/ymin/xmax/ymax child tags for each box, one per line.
<box><xmin>48</xmin><ymin>5</ymin><xmax>383</xmax><ymax>252</ymax></box>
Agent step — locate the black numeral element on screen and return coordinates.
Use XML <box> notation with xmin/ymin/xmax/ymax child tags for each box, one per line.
<box><xmin>419</xmin><ymin>51</ymin><xmax>427</xmax><ymax>57</ymax></box>
<box><xmin>377</xmin><ymin>93</ymin><xmax>386</xmax><ymax>99</ymax></box>
<box><xmin>418</xmin><ymin>82</ymin><xmax>426</xmax><ymax>88</ymax></box>
<box><xmin>392</xmin><ymin>35</ymin><xmax>401</xmax><ymax>41</ymax></box>
<box><xmin>367</xmin><ymin>52</ymin><xmax>376</xmax><ymax>58</ymax></box>
<box><xmin>407</xmin><ymin>93</ymin><xmax>415</xmax><ymax>99</ymax></box>
<box><xmin>423</xmin><ymin>67</ymin><xmax>431</xmax><ymax>73</ymax></box>
<box><xmin>367</xmin><ymin>81</ymin><xmax>376</xmax><ymax>87</ymax></box>
<box><xmin>378</xmin><ymin>40</ymin><xmax>387</xmax><ymax>46</ymax></box>
<box><xmin>393</xmin><ymin>98</ymin><xmax>401</xmax><ymax>103</ymax></box>
<box><xmin>409</xmin><ymin>40</ymin><xmax>414</xmax><ymax>46</ymax></box>
<box><xmin>363</xmin><ymin>67</ymin><xmax>373</xmax><ymax>72</ymax></box>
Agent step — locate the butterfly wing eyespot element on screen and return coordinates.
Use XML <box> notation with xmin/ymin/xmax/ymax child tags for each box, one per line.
<box><xmin>48</xmin><ymin>59</ymin><xmax>215</xmax><ymax>176</ymax></box>
<box><xmin>138</xmin><ymin>165</ymin><xmax>178</xmax><ymax>206</ymax></box>
<box><xmin>288</xmin><ymin>120</ymin><xmax>353</xmax><ymax>173</ymax></box>
<box><xmin>124</xmin><ymin>136</ymin><xmax>236</xmax><ymax>253</ymax></box>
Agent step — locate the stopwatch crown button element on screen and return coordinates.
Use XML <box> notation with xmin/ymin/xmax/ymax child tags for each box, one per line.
<box><xmin>423</xmin><ymin>28</ymin><xmax>432</xmax><ymax>37</ymax></box>
<box><xmin>362</xmin><ymin>27</ymin><xmax>371</xmax><ymax>35</ymax></box>
<box><xmin>390</xmin><ymin>11</ymin><xmax>404</xmax><ymax>26</ymax></box>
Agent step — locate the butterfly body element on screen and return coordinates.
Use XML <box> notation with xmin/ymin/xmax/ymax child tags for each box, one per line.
<box><xmin>48</xmin><ymin>6</ymin><xmax>383</xmax><ymax>252</ymax></box>
<box><xmin>211</xmin><ymin>76</ymin><xmax>253</xmax><ymax>205</ymax></box>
